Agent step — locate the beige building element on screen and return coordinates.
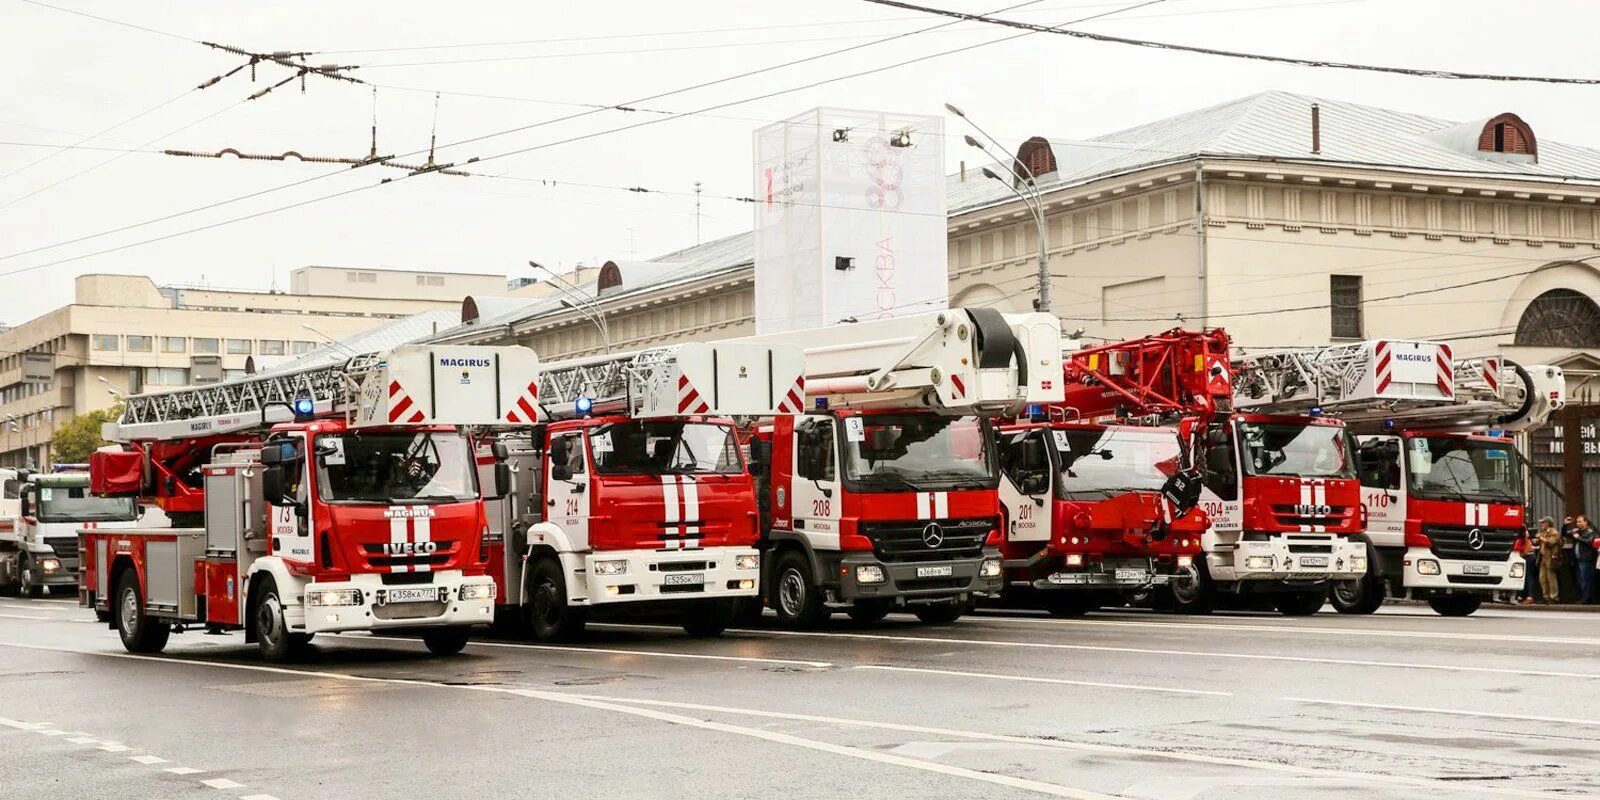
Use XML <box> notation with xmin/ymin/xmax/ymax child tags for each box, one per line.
<box><xmin>288</xmin><ymin>265</ymin><xmax>508</xmax><ymax>301</ymax></box>
<box><xmin>0</xmin><ymin>272</ymin><xmax>470</xmax><ymax>467</ymax></box>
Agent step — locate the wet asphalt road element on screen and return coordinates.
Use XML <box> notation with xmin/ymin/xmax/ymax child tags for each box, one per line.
<box><xmin>1</xmin><ymin>595</ymin><xmax>1598</xmax><ymax>800</ymax></box>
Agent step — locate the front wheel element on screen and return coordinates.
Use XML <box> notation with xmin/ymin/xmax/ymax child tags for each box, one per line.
<box><xmin>1330</xmin><ymin>576</ymin><xmax>1384</xmax><ymax>615</ymax></box>
<box><xmin>1169</xmin><ymin>559</ymin><xmax>1215</xmax><ymax>615</ymax></box>
<box><xmin>421</xmin><ymin>627</ymin><xmax>472</xmax><ymax>655</ymax></box>
<box><xmin>253</xmin><ymin>579</ymin><xmax>308</xmax><ymax>663</ymax></box>
<box><xmin>1272</xmin><ymin>589</ymin><xmax>1327</xmax><ymax>617</ymax></box>
<box><xmin>527</xmin><ymin>557</ymin><xmax>586</xmax><ymax>642</ymax></box>
<box><xmin>772</xmin><ymin>552</ymin><xmax>828</xmax><ymax>628</ymax></box>
<box><xmin>115</xmin><ymin>572</ymin><xmax>170</xmax><ymax>654</ymax></box>
<box><xmin>913</xmin><ymin>602</ymin><xmax>963</xmax><ymax>625</ymax></box>
<box><xmin>19</xmin><ymin>560</ymin><xmax>43</xmax><ymax>599</ymax></box>
<box><xmin>1428</xmin><ymin>593</ymin><xmax>1483</xmax><ymax>617</ymax></box>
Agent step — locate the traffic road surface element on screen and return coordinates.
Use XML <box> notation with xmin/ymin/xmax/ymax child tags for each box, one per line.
<box><xmin>2</xmin><ymin>595</ymin><xmax>1597</xmax><ymax>799</ymax></box>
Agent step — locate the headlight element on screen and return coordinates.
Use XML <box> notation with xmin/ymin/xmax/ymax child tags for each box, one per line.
<box><xmin>1064</xmin><ymin>553</ymin><xmax>1084</xmax><ymax>567</ymax></box>
<box><xmin>1350</xmin><ymin>556</ymin><xmax>1367</xmax><ymax>573</ymax></box>
<box><xmin>459</xmin><ymin>583</ymin><xmax>496</xmax><ymax>602</ymax></box>
<box><xmin>593</xmin><ymin>559</ymin><xmax>628</xmax><ymax>576</ymax></box>
<box><xmin>1417</xmin><ymin>559</ymin><xmax>1441</xmax><ymax>576</ymax></box>
<box><xmin>1510</xmin><ymin>562</ymin><xmax>1525</xmax><ymax>579</ymax></box>
<box><xmin>307</xmin><ymin>588</ymin><xmax>362</xmax><ymax>607</ymax></box>
<box><xmin>1245</xmin><ymin>556</ymin><xmax>1275</xmax><ymax>570</ymax></box>
<box><xmin>39</xmin><ymin>558</ymin><xmax>62</xmax><ymax>573</ymax></box>
<box><xmin>1176</xmin><ymin>556</ymin><xmax>1194</xmax><ymax>568</ymax></box>
<box><xmin>735</xmin><ymin>554</ymin><xmax>759</xmax><ymax>570</ymax></box>
<box><xmin>856</xmin><ymin>564</ymin><xmax>885</xmax><ymax>584</ymax></box>
<box><xmin>980</xmin><ymin>559</ymin><xmax>1001</xmax><ymax>578</ymax></box>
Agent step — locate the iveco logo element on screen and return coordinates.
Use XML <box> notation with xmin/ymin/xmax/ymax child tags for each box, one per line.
<box><xmin>1467</xmin><ymin>528</ymin><xmax>1485</xmax><ymax>550</ymax></box>
<box><xmin>383</xmin><ymin>541</ymin><xmax>438</xmax><ymax>556</ymax></box>
<box><xmin>922</xmin><ymin>523</ymin><xmax>945</xmax><ymax>548</ymax></box>
<box><xmin>1294</xmin><ymin>504</ymin><xmax>1333</xmax><ymax>516</ymax></box>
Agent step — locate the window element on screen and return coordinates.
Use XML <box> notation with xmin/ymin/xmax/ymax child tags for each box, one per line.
<box><xmin>92</xmin><ymin>335</ymin><xmax>119</xmax><ymax>351</ymax></box>
<box><xmin>125</xmin><ymin>335</ymin><xmax>153</xmax><ymax>352</ymax></box>
<box><xmin>226</xmin><ymin>339</ymin><xmax>252</xmax><ymax>354</ymax></box>
<box><xmin>161</xmin><ymin>336</ymin><xmax>186</xmax><ymax>353</ymax></box>
<box><xmin>291</xmin><ymin>340</ymin><xmax>316</xmax><ymax>354</ymax></box>
<box><xmin>259</xmin><ymin>340</ymin><xmax>286</xmax><ymax>356</ymax></box>
<box><xmin>796</xmin><ymin>419</ymin><xmax>836</xmax><ymax>482</ymax></box>
<box><xmin>415</xmin><ymin>274</ymin><xmax>445</xmax><ymax>286</ymax></box>
<box><xmin>347</xmin><ymin>271</ymin><xmax>377</xmax><ymax>284</ymax></box>
<box><xmin>1202</xmin><ymin>424</ymin><xmax>1238</xmax><ymax>499</ymax></box>
<box><xmin>1514</xmin><ymin>288</ymin><xmax>1600</xmax><ymax>348</ymax></box>
<box><xmin>589</xmin><ymin>421</ymin><xmax>742</xmax><ymax>475</ymax></box>
<box><xmin>142</xmin><ymin>367</ymin><xmax>189</xmax><ymax>386</ymax></box>
<box><xmin>1330</xmin><ymin>275</ymin><xmax>1363</xmax><ymax>339</ymax></box>
<box><xmin>193</xmin><ymin>338</ymin><xmax>219</xmax><ymax>354</ymax></box>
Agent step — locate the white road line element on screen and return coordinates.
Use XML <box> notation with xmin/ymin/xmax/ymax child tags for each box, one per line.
<box><xmin>854</xmin><ymin>665</ymin><xmax>1233</xmax><ymax>697</ymax></box>
<box><xmin>97</xmin><ymin>743</ymin><xmax>131</xmax><ymax>752</ymax></box>
<box><xmin>239</xmin><ymin>795</ymin><xmax>282</xmax><ymax>800</ymax></box>
<box><xmin>65</xmin><ymin>736</ymin><xmax>98</xmax><ymax>744</ymax></box>
<box><xmin>35</xmin><ymin>729</ymin><xmax>68</xmax><ymax>736</ymax></box>
<box><xmin>353</xmin><ymin>632</ymin><xmax>833</xmax><ymax>668</ymax></box>
<box><xmin>0</xmin><ymin>639</ymin><xmax>1559</xmax><ymax>800</ymax></box>
<box><xmin>0</xmin><ymin>717</ymin><xmax>49</xmax><ymax>730</ymax></box>
<box><xmin>165</xmin><ymin>767</ymin><xmax>205</xmax><ymax>775</ymax></box>
<box><xmin>970</xmin><ymin>612</ymin><xmax>1600</xmax><ymax>647</ymax></box>
<box><xmin>201</xmin><ymin>778</ymin><xmax>245</xmax><ymax>789</ymax></box>
<box><xmin>129</xmin><ymin>754</ymin><xmax>169</xmax><ymax>764</ymax></box>
<box><xmin>0</xmin><ymin>612</ymin><xmax>54</xmax><ymax>620</ymax></box>
<box><xmin>1286</xmin><ymin>697</ymin><xmax>1600</xmax><ymax>728</ymax></box>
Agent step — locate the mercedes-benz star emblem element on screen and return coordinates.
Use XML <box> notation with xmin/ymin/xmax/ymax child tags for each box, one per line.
<box><xmin>922</xmin><ymin>522</ymin><xmax>945</xmax><ymax>548</ymax></box>
<box><xmin>1467</xmin><ymin>528</ymin><xmax>1485</xmax><ymax>550</ymax></box>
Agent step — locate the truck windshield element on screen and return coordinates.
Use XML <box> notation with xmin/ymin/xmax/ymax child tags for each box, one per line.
<box><xmin>842</xmin><ymin>415</ymin><xmax>996</xmax><ymax>492</ymax></box>
<box><xmin>1237</xmin><ymin>421</ymin><xmax>1354</xmax><ymax>479</ymax></box>
<box><xmin>1407</xmin><ymin>436</ymin><xmax>1523</xmax><ymax>502</ymax></box>
<box><xmin>35</xmin><ymin>484</ymin><xmax>136</xmax><ymax>522</ymax></box>
<box><xmin>317</xmin><ymin>431</ymin><xmax>477</xmax><ymax>503</ymax></box>
<box><xmin>589</xmin><ymin>421</ymin><xmax>743</xmax><ymax>475</ymax></box>
<box><xmin>1055</xmin><ymin>428</ymin><xmax>1182</xmax><ymax>500</ymax></box>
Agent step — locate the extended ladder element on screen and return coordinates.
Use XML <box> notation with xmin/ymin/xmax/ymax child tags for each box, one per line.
<box><xmin>537</xmin><ymin>343</ymin><xmax>806</xmax><ymax>420</ymax></box>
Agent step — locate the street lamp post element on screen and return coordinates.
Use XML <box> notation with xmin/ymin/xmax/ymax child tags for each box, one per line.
<box><xmin>530</xmin><ymin>261</ymin><xmax>611</xmax><ymax>354</ymax></box>
<box><xmin>946</xmin><ymin>102</ymin><xmax>1052</xmax><ymax>314</ymax></box>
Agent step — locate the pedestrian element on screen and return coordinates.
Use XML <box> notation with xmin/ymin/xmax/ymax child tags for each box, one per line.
<box><xmin>1536</xmin><ymin>517</ymin><xmax>1564</xmax><ymax>605</ymax></box>
<box><xmin>1571</xmin><ymin>513</ymin><xmax>1597</xmax><ymax>605</ymax></box>
<box><xmin>1520</xmin><ymin>525</ymin><xmax>1541</xmax><ymax>605</ymax></box>
<box><xmin>1558</xmin><ymin>515</ymin><xmax>1579</xmax><ymax>602</ymax></box>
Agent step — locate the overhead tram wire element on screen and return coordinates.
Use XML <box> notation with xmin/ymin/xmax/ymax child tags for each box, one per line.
<box><xmin>0</xmin><ymin>87</ymin><xmax>195</xmax><ymax>186</ymax></box>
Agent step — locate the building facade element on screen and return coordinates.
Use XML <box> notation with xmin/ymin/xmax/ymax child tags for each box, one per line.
<box><xmin>289</xmin><ymin>265</ymin><xmax>508</xmax><ymax>301</ymax></box>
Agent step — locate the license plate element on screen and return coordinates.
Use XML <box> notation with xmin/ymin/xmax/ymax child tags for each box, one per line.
<box><xmin>383</xmin><ymin>587</ymin><xmax>437</xmax><ymax>604</ymax></box>
<box><xmin>917</xmin><ymin>565</ymin><xmax>954</xmax><ymax>578</ymax></box>
<box><xmin>1463</xmin><ymin>564</ymin><xmax>1491</xmax><ymax>576</ymax></box>
<box><xmin>1299</xmin><ymin>556</ymin><xmax>1329</xmax><ymax>568</ymax></box>
<box><xmin>663</xmin><ymin>573</ymin><xmax>703</xmax><ymax>586</ymax></box>
<box><xmin>1115</xmin><ymin>569</ymin><xmax>1146</xmax><ymax>583</ymax></box>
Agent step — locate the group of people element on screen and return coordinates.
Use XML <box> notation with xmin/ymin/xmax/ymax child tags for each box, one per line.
<box><xmin>1527</xmin><ymin>514</ymin><xmax>1598</xmax><ymax>605</ymax></box>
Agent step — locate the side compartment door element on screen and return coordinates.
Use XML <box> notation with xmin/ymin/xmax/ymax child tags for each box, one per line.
<box><xmin>790</xmin><ymin>416</ymin><xmax>843</xmax><ymax>551</ymax></box>
<box><xmin>998</xmin><ymin>430</ymin><xmax>1052</xmax><ymax>544</ymax></box>
<box><xmin>544</xmin><ymin>432</ymin><xmax>591</xmax><ymax>550</ymax></box>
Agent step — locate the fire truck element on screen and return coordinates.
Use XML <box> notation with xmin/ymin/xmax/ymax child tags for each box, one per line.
<box><xmin>738</xmin><ymin>308</ymin><xmax>1064</xmax><ymax>626</ymax></box>
<box><xmin>994</xmin><ymin>331</ymin><xmax>1218</xmax><ymax>616</ymax></box>
<box><xmin>481</xmin><ymin>342</ymin><xmax>804</xmax><ymax>641</ymax></box>
<box><xmin>1249</xmin><ymin>343</ymin><xmax>1566</xmax><ymax>616</ymax></box>
<box><xmin>79</xmin><ymin>344</ymin><xmax>539</xmax><ymax>660</ymax></box>
<box><xmin>2</xmin><ymin>471</ymin><xmax>138</xmax><ymax>597</ymax></box>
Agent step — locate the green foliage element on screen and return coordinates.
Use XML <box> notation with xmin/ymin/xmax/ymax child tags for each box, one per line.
<box><xmin>51</xmin><ymin>407</ymin><xmax>119</xmax><ymax>464</ymax></box>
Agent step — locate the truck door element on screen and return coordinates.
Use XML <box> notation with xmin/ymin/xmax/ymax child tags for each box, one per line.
<box><xmin>1200</xmin><ymin>423</ymin><xmax>1242</xmax><ymax>536</ymax></box>
<box><xmin>265</xmin><ymin>434</ymin><xmax>314</xmax><ymax>565</ymax></box>
<box><xmin>545</xmin><ymin>431</ymin><xmax>591</xmax><ymax>548</ymax></box>
<box><xmin>1357</xmin><ymin>435</ymin><xmax>1405</xmax><ymax>547</ymax></box>
<box><xmin>998</xmin><ymin>430</ymin><xmax>1051</xmax><ymax>544</ymax></box>
<box><xmin>791</xmin><ymin>415</ymin><xmax>842</xmax><ymax>551</ymax></box>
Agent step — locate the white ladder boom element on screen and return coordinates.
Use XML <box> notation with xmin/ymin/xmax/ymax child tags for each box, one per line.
<box><xmin>538</xmin><ymin>342</ymin><xmax>805</xmax><ymax>420</ymax></box>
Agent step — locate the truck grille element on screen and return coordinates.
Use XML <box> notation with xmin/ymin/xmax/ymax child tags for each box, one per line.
<box><xmin>45</xmin><ymin>536</ymin><xmax>79</xmax><ymax>559</ymax></box>
<box><xmin>1271</xmin><ymin>505</ymin><xmax>1356</xmax><ymax>529</ymax></box>
<box><xmin>1424</xmin><ymin>526</ymin><xmax>1518</xmax><ymax>562</ymax></box>
<box><xmin>859</xmin><ymin>518</ymin><xmax>993</xmax><ymax>563</ymax></box>
<box><xmin>361</xmin><ymin>541</ymin><xmax>459</xmax><ymax>570</ymax></box>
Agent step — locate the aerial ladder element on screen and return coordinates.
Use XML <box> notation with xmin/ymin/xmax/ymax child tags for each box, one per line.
<box><xmin>80</xmin><ymin>344</ymin><xmax>539</xmax><ymax>660</ymax></box>
<box><xmin>735</xmin><ymin>307</ymin><xmax>1064</xmax><ymax>627</ymax></box>
<box><xmin>1235</xmin><ymin>340</ymin><xmax>1564</xmax><ymax>616</ymax></box>
<box><xmin>481</xmin><ymin>341</ymin><xmax>805</xmax><ymax>641</ymax></box>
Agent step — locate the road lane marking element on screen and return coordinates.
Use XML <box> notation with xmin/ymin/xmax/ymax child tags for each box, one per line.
<box><xmin>854</xmin><ymin>665</ymin><xmax>1232</xmax><ymax>697</ymax></box>
<box><xmin>1285</xmin><ymin>697</ymin><xmax>1600</xmax><ymax>727</ymax></box>
<box><xmin>97</xmin><ymin>742</ymin><xmax>131</xmax><ymax>752</ymax></box>
<box><xmin>239</xmin><ymin>795</ymin><xmax>282</xmax><ymax>800</ymax></box>
<box><xmin>65</xmin><ymin>736</ymin><xmax>97</xmax><ymax>743</ymax></box>
<box><xmin>0</xmin><ymin>639</ymin><xmax>1560</xmax><ymax>800</ymax></box>
<box><xmin>129</xmin><ymin>754</ymin><xmax>169</xmax><ymax>764</ymax></box>
<box><xmin>35</xmin><ymin>729</ymin><xmax>68</xmax><ymax>736</ymax></box>
<box><xmin>353</xmin><ymin>633</ymin><xmax>833</xmax><ymax>668</ymax></box>
<box><xmin>970</xmin><ymin>612</ymin><xmax>1600</xmax><ymax>647</ymax></box>
<box><xmin>0</xmin><ymin>612</ymin><xmax>54</xmax><ymax>620</ymax></box>
<box><xmin>0</xmin><ymin>717</ymin><xmax>50</xmax><ymax>729</ymax></box>
<box><xmin>202</xmin><ymin>778</ymin><xmax>245</xmax><ymax>789</ymax></box>
<box><xmin>166</xmin><ymin>767</ymin><xmax>205</xmax><ymax>775</ymax></box>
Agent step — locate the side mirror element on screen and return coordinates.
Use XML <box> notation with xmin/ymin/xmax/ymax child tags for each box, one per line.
<box><xmin>748</xmin><ymin>438</ymin><xmax>771</xmax><ymax>470</ymax></box>
<box><xmin>261</xmin><ymin>465</ymin><xmax>287</xmax><ymax>504</ymax></box>
<box><xmin>551</xmin><ymin>463</ymin><xmax>573</xmax><ymax>482</ymax></box>
<box><xmin>491</xmin><ymin>441</ymin><xmax>509</xmax><ymax>462</ymax></box>
<box><xmin>259</xmin><ymin>440</ymin><xmax>298</xmax><ymax>465</ymax></box>
<box><xmin>1205</xmin><ymin>428</ymin><xmax>1229</xmax><ymax>446</ymax></box>
<box><xmin>493</xmin><ymin>462</ymin><xmax>512</xmax><ymax>498</ymax></box>
<box><xmin>19</xmin><ymin>493</ymin><xmax>32</xmax><ymax>518</ymax></box>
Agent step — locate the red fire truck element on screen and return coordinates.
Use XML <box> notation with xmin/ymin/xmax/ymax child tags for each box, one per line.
<box><xmin>480</xmin><ymin>342</ymin><xmax>805</xmax><ymax>641</ymax></box>
<box><xmin>80</xmin><ymin>344</ymin><xmax>538</xmax><ymax>660</ymax></box>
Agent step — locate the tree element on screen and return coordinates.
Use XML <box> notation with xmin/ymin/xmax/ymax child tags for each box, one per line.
<box><xmin>51</xmin><ymin>407</ymin><xmax>119</xmax><ymax>465</ymax></box>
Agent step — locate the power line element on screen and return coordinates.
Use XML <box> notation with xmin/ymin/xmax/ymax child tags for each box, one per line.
<box><xmin>0</xmin><ymin>141</ymin><xmax>160</xmax><ymax>154</ymax></box>
<box><xmin>0</xmin><ymin>87</ymin><xmax>194</xmax><ymax>186</ymax></box>
<box><xmin>17</xmin><ymin>0</ymin><xmax>197</xmax><ymax>43</ymax></box>
<box><xmin>863</xmin><ymin>0</ymin><xmax>1600</xmax><ymax>85</ymax></box>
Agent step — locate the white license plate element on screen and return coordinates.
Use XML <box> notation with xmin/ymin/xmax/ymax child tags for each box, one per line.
<box><xmin>916</xmin><ymin>565</ymin><xmax>954</xmax><ymax>578</ymax></box>
<box><xmin>1115</xmin><ymin>569</ymin><xmax>1146</xmax><ymax>582</ymax></box>
<box><xmin>1463</xmin><ymin>564</ymin><xmax>1491</xmax><ymax>576</ymax></box>
<box><xmin>1299</xmin><ymin>556</ymin><xmax>1329</xmax><ymax>568</ymax></box>
<box><xmin>383</xmin><ymin>587</ymin><xmax>437</xmax><ymax>604</ymax></box>
<box><xmin>663</xmin><ymin>573</ymin><xmax>703</xmax><ymax>586</ymax></box>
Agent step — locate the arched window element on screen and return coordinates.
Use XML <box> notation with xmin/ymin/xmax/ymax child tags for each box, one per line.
<box><xmin>597</xmin><ymin>261</ymin><xmax>624</xmax><ymax>295</ymax></box>
<box><xmin>1514</xmin><ymin>288</ymin><xmax>1600</xmax><ymax>347</ymax></box>
<box><xmin>1013</xmin><ymin>137</ymin><xmax>1057</xmax><ymax>182</ymax></box>
<box><xmin>1478</xmin><ymin>113</ymin><xmax>1537</xmax><ymax>157</ymax></box>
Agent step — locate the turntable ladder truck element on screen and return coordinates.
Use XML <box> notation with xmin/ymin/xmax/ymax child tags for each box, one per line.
<box><xmin>79</xmin><ymin>344</ymin><xmax>540</xmax><ymax>660</ymax></box>
<box><xmin>480</xmin><ymin>341</ymin><xmax>805</xmax><ymax>641</ymax></box>
<box><xmin>737</xmin><ymin>307</ymin><xmax>1064</xmax><ymax>627</ymax></box>
<box><xmin>1246</xmin><ymin>341</ymin><xmax>1566</xmax><ymax>616</ymax></box>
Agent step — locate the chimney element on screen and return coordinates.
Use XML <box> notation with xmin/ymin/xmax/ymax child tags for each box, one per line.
<box><xmin>960</xmin><ymin>160</ymin><xmax>966</xmax><ymax>182</ymax></box>
<box><xmin>1311</xmin><ymin>103</ymin><xmax>1321</xmax><ymax>155</ymax></box>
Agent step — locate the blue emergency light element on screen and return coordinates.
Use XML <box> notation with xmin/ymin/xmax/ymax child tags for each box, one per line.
<box><xmin>815</xmin><ymin>398</ymin><xmax>829</xmax><ymax>410</ymax></box>
<box><xmin>1383</xmin><ymin>418</ymin><xmax>1396</xmax><ymax>430</ymax></box>
<box><xmin>1027</xmin><ymin>404</ymin><xmax>1046</xmax><ymax>422</ymax></box>
<box><xmin>292</xmin><ymin>397</ymin><xmax>315</xmax><ymax>420</ymax></box>
<box><xmin>1308</xmin><ymin>406</ymin><xmax>1323</xmax><ymax>416</ymax></box>
<box><xmin>575</xmin><ymin>396</ymin><xmax>594</xmax><ymax>416</ymax></box>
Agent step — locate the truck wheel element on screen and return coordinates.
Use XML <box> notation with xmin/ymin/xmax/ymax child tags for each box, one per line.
<box><xmin>772</xmin><ymin>551</ymin><xmax>828</xmax><ymax>628</ymax></box>
<box><xmin>847</xmin><ymin>599</ymin><xmax>893</xmax><ymax>624</ymax></box>
<box><xmin>681</xmin><ymin>599</ymin><xmax>736</xmax><ymax>637</ymax></box>
<box><xmin>1044</xmin><ymin>592</ymin><xmax>1098</xmax><ymax>617</ymax></box>
<box><xmin>1169</xmin><ymin>559</ymin><xmax>1215</xmax><ymax>615</ymax></box>
<box><xmin>527</xmin><ymin>557</ymin><xmax>586</xmax><ymax>642</ymax></box>
<box><xmin>913</xmin><ymin>602</ymin><xmax>963</xmax><ymax>625</ymax></box>
<box><xmin>1428</xmin><ymin>593</ymin><xmax>1482</xmax><ymax>617</ymax></box>
<box><xmin>252</xmin><ymin>579</ymin><xmax>307</xmax><ymax>663</ymax></box>
<box><xmin>114</xmin><ymin>572</ymin><xmax>170</xmax><ymax>654</ymax></box>
<box><xmin>1330</xmin><ymin>577</ymin><xmax>1384</xmax><ymax>615</ymax></box>
<box><xmin>421</xmin><ymin>627</ymin><xmax>472</xmax><ymax>655</ymax></box>
<box><xmin>19</xmin><ymin>559</ymin><xmax>43</xmax><ymax>599</ymax></box>
<box><xmin>1272</xmin><ymin>589</ymin><xmax>1327</xmax><ymax>616</ymax></box>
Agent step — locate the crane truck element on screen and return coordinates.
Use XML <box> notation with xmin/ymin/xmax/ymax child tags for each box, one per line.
<box><xmin>479</xmin><ymin>341</ymin><xmax>804</xmax><ymax>642</ymax></box>
<box><xmin>1245</xmin><ymin>343</ymin><xmax>1566</xmax><ymax>616</ymax></box>
<box><xmin>738</xmin><ymin>307</ymin><xmax>1064</xmax><ymax>627</ymax></box>
<box><xmin>79</xmin><ymin>344</ymin><xmax>539</xmax><ymax>660</ymax></box>
<box><xmin>2</xmin><ymin>471</ymin><xmax>138</xmax><ymax>597</ymax></box>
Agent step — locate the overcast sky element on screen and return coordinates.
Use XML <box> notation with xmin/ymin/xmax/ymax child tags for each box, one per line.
<box><xmin>1</xmin><ymin>0</ymin><xmax>1596</xmax><ymax>326</ymax></box>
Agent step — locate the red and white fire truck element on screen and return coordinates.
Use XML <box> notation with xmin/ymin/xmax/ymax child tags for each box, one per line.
<box><xmin>79</xmin><ymin>344</ymin><xmax>539</xmax><ymax>660</ymax></box>
<box><xmin>993</xmin><ymin>330</ymin><xmax>1221</xmax><ymax>616</ymax></box>
<box><xmin>739</xmin><ymin>308</ymin><xmax>1063</xmax><ymax>626</ymax></box>
<box><xmin>1247</xmin><ymin>343</ymin><xmax>1566</xmax><ymax>616</ymax></box>
<box><xmin>480</xmin><ymin>341</ymin><xmax>805</xmax><ymax>641</ymax></box>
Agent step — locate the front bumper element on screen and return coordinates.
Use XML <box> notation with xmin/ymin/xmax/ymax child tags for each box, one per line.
<box><xmin>1402</xmin><ymin>547</ymin><xmax>1521</xmax><ymax>592</ymax></box>
<box><xmin>584</xmin><ymin>547</ymin><xmax>760</xmax><ymax>605</ymax></box>
<box><xmin>1210</xmin><ymin>534</ymin><xmax>1367</xmax><ymax>582</ymax></box>
<box><xmin>295</xmin><ymin>571</ymin><xmax>496</xmax><ymax>634</ymax></box>
<box><xmin>834</xmin><ymin>550</ymin><xmax>1003</xmax><ymax>605</ymax></box>
<box><xmin>1032</xmin><ymin>557</ymin><xmax>1172</xmax><ymax>589</ymax></box>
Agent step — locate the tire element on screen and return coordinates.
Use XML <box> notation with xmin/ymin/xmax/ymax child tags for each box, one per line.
<box><xmin>526</xmin><ymin>557</ymin><xmax>586</xmax><ymax>642</ymax></box>
<box><xmin>19</xmin><ymin>559</ymin><xmax>42</xmax><ymax>599</ymax></box>
<box><xmin>847</xmin><ymin>599</ymin><xmax>893</xmax><ymax>624</ymax></box>
<box><xmin>1272</xmin><ymin>589</ymin><xmax>1327</xmax><ymax>616</ymax></box>
<box><xmin>681</xmin><ymin>599</ymin><xmax>736</xmax><ymax>637</ymax></box>
<box><xmin>771</xmin><ymin>551</ymin><xmax>828</xmax><ymax>628</ymax></box>
<box><xmin>1428</xmin><ymin>593</ymin><xmax>1482</xmax><ymax>617</ymax></box>
<box><xmin>913</xmin><ymin>602</ymin><xmax>963</xmax><ymax>625</ymax></box>
<box><xmin>252</xmin><ymin>578</ymin><xmax>307</xmax><ymax>663</ymax></box>
<box><xmin>1043</xmin><ymin>592</ymin><xmax>1097</xmax><ymax>618</ymax></box>
<box><xmin>1169</xmin><ymin>558</ymin><xmax>1215</xmax><ymax>615</ymax></box>
<box><xmin>421</xmin><ymin>627</ymin><xmax>472</xmax><ymax>655</ymax></box>
<box><xmin>1330</xmin><ymin>544</ymin><xmax>1385</xmax><ymax>615</ymax></box>
<box><xmin>114</xmin><ymin>571</ymin><xmax>170</xmax><ymax>654</ymax></box>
